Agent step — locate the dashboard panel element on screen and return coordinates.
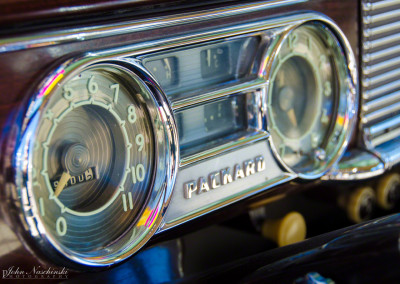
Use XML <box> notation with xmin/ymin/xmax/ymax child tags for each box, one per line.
<box><xmin>2</xmin><ymin>0</ymin><xmax>400</xmax><ymax>282</ymax></box>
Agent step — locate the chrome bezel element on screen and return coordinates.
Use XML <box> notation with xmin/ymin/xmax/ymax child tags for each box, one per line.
<box><xmin>4</xmin><ymin>11</ymin><xmax>359</xmax><ymax>267</ymax></box>
<box><xmin>12</xmin><ymin>58</ymin><xmax>179</xmax><ymax>267</ymax></box>
<box><xmin>261</xmin><ymin>19</ymin><xmax>358</xmax><ymax>180</ymax></box>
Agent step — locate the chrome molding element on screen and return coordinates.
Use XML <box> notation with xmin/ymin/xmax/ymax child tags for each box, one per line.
<box><xmin>323</xmin><ymin>149</ymin><xmax>385</xmax><ymax>180</ymax></box>
<box><xmin>162</xmin><ymin>139</ymin><xmax>296</xmax><ymax>231</ymax></box>
<box><xmin>361</xmin><ymin>0</ymin><xmax>400</xmax><ymax>169</ymax></box>
<box><xmin>171</xmin><ymin>78</ymin><xmax>266</xmax><ymax>111</ymax></box>
<box><xmin>363</xmin><ymin>0</ymin><xmax>400</xmax><ymax>13</ymax></box>
<box><xmin>263</xmin><ymin>20</ymin><xmax>358</xmax><ymax>180</ymax></box>
<box><xmin>180</xmin><ymin>131</ymin><xmax>269</xmax><ymax>168</ymax></box>
<box><xmin>8</xmin><ymin>57</ymin><xmax>179</xmax><ymax>267</ymax></box>
<box><xmin>0</xmin><ymin>0</ymin><xmax>306</xmax><ymax>54</ymax></box>
<box><xmin>2</xmin><ymin>1</ymin><xmax>363</xmax><ymax>264</ymax></box>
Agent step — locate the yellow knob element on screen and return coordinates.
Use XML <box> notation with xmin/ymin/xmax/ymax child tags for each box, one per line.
<box><xmin>261</xmin><ymin>211</ymin><xmax>306</xmax><ymax>247</ymax></box>
<box><xmin>347</xmin><ymin>186</ymin><xmax>375</xmax><ymax>223</ymax></box>
<box><xmin>376</xmin><ymin>173</ymin><xmax>400</xmax><ymax>210</ymax></box>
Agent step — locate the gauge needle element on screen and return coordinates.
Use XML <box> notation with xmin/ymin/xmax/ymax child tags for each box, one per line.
<box><xmin>54</xmin><ymin>171</ymin><xmax>71</xmax><ymax>197</ymax></box>
<box><xmin>287</xmin><ymin>108</ymin><xmax>298</xmax><ymax>127</ymax></box>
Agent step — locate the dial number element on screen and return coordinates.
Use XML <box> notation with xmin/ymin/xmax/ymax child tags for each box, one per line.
<box><xmin>128</xmin><ymin>105</ymin><xmax>137</xmax><ymax>123</ymax></box>
<box><xmin>131</xmin><ymin>164</ymin><xmax>145</xmax><ymax>184</ymax></box>
<box><xmin>122</xmin><ymin>193</ymin><xmax>134</xmax><ymax>212</ymax></box>
<box><xmin>56</xmin><ymin>216</ymin><xmax>67</xmax><ymax>236</ymax></box>
<box><xmin>87</xmin><ymin>75</ymin><xmax>99</xmax><ymax>94</ymax></box>
<box><xmin>136</xmin><ymin>134</ymin><xmax>144</xmax><ymax>151</ymax></box>
<box><xmin>110</xmin><ymin>83</ymin><xmax>120</xmax><ymax>103</ymax></box>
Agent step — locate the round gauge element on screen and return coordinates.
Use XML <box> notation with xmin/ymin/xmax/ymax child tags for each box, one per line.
<box><xmin>265</xmin><ymin>22</ymin><xmax>356</xmax><ymax>178</ymax></box>
<box><xmin>15</xmin><ymin>61</ymin><xmax>177</xmax><ymax>267</ymax></box>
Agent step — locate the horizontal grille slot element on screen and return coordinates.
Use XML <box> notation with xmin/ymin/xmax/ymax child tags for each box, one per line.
<box><xmin>363</xmin><ymin>8</ymin><xmax>400</xmax><ymax>25</ymax></box>
<box><xmin>363</xmin><ymin>67</ymin><xmax>400</xmax><ymax>88</ymax></box>
<box><xmin>365</xmin><ymin>114</ymin><xmax>400</xmax><ymax>147</ymax></box>
<box><xmin>367</xmin><ymin>114</ymin><xmax>400</xmax><ymax>135</ymax></box>
<box><xmin>363</xmin><ymin>79</ymin><xmax>400</xmax><ymax>100</ymax></box>
<box><xmin>364</xmin><ymin>57</ymin><xmax>400</xmax><ymax>75</ymax></box>
<box><xmin>364</xmin><ymin>20</ymin><xmax>400</xmax><ymax>38</ymax></box>
<box><xmin>363</xmin><ymin>45</ymin><xmax>400</xmax><ymax>63</ymax></box>
<box><xmin>362</xmin><ymin>0</ymin><xmax>400</xmax><ymax>148</ymax></box>
<box><xmin>363</xmin><ymin>0</ymin><xmax>400</xmax><ymax>11</ymax></box>
<box><xmin>363</xmin><ymin>100</ymin><xmax>400</xmax><ymax>124</ymax></box>
<box><xmin>363</xmin><ymin>33</ymin><xmax>400</xmax><ymax>51</ymax></box>
<box><xmin>364</xmin><ymin>89</ymin><xmax>400</xmax><ymax>112</ymax></box>
<box><xmin>371</xmin><ymin>127</ymin><xmax>400</xmax><ymax>147</ymax></box>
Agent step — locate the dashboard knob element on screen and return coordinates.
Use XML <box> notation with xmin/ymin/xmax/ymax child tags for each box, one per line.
<box><xmin>376</xmin><ymin>173</ymin><xmax>400</xmax><ymax>210</ymax></box>
<box><xmin>341</xmin><ymin>187</ymin><xmax>375</xmax><ymax>223</ymax></box>
<box><xmin>261</xmin><ymin>211</ymin><xmax>306</xmax><ymax>247</ymax></box>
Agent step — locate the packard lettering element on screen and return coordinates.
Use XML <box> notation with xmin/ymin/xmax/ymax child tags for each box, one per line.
<box><xmin>184</xmin><ymin>156</ymin><xmax>265</xmax><ymax>199</ymax></box>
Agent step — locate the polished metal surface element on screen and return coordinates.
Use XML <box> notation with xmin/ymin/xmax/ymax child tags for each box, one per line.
<box><xmin>0</xmin><ymin>0</ymin><xmax>306</xmax><ymax>54</ymax></box>
<box><xmin>9</xmin><ymin>58</ymin><xmax>179</xmax><ymax>267</ymax></box>
<box><xmin>171</xmin><ymin>79</ymin><xmax>266</xmax><ymax>111</ymax></box>
<box><xmin>323</xmin><ymin>149</ymin><xmax>385</xmax><ymax>180</ymax></box>
<box><xmin>376</xmin><ymin>137</ymin><xmax>400</xmax><ymax>168</ymax></box>
<box><xmin>4</xmin><ymin>7</ymin><xmax>359</xmax><ymax>265</ymax></box>
<box><xmin>180</xmin><ymin>131</ymin><xmax>269</xmax><ymax>168</ymax></box>
<box><xmin>162</xmin><ymin>139</ymin><xmax>295</xmax><ymax>230</ymax></box>
<box><xmin>361</xmin><ymin>0</ymin><xmax>400</xmax><ymax>153</ymax></box>
<box><xmin>160</xmin><ymin>14</ymin><xmax>357</xmax><ymax>225</ymax></box>
<box><xmin>363</xmin><ymin>0</ymin><xmax>400</xmax><ymax>11</ymax></box>
<box><xmin>263</xmin><ymin>20</ymin><xmax>358</xmax><ymax>180</ymax></box>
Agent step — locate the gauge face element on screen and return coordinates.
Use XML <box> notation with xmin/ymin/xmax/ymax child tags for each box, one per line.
<box><xmin>267</xmin><ymin>23</ymin><xmax>353</xmax><ymax>177</ymax></box>
<box><xmin>29</xmin><ymin>64</ymin><xmax>157</xmax><ymax>262</ymax></box>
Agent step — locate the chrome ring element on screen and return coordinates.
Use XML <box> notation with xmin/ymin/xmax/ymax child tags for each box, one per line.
<box><xmin>12</xmin><ymin>56</ymin><xmax>179</xmax><ymax>267</ymax></box>
<box><xmin>261</xmin><ymin>18</ymin><xmax>358</xmax><ymax>179</ymax></box>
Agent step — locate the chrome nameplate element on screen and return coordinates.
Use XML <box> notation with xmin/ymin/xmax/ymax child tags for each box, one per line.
<box><xmin>162</xmin><ymin>140</ymin><xmax>295</xmax><ymax>230</ymax></box>
<box><xmin>183</xmin><ymin>156</ymin><xmax>265</xmax><ymax>199</ymax></box>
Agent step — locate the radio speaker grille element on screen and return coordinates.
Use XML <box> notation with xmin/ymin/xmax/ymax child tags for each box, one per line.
<box><xmin>361</xmin><ymin>0</ymin><xmax>400</xmax><ymax>148</ymax></box>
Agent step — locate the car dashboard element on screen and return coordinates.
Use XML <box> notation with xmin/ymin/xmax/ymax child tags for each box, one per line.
<box><xmin>1</xmin><ymin>0</ymin><xmax>400</xmax><ymax>283</ymax></box>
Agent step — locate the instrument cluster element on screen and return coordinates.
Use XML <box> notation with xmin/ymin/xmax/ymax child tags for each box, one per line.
<box><xmin>7</xmin><ymin>13</ymin><xmax>357</xmax><ymax>268</ymax></box>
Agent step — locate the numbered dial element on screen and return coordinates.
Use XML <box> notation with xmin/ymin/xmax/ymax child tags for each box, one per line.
<box><xmin>267</xmin><ymin>23</ymin><xmax>353</xmax><ymax>177</ymax></box>
<box><xmin>30</xmin><ymin>65</ymin><xmax>154</xmax><ymax>259</ymax></box>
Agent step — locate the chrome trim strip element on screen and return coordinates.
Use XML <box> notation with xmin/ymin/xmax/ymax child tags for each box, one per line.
<box><xmin>363</xmin><ymin>0</ymin><xmax>400</xmax><ymax>12</ymax></box>
<box><xmin>364</xmin><ymin>57</ymin><xmax>400</xmax><ymax>75</ymax></box>
<box><xmin>0</xmin><ymin>0</ymin><xmax>306</xmax><ymax>54</ymax></box>
<box><xmin>363</xmin><ymin>67</ymin><xmax>400</xmax><ymax>88</ymax></box>
<box><xmin>180</xmin><ymin>131</ymin><xmax>269</xmax><ymax>168</ymax></box>
<box><xmin>366</xmin><ymin>114</ymin><xmax>400</xmax><ymax>136</ymax></box>
<box><xmin>171</xmin><ymin>78</ymin><xmax>266</xmax><ymax>111</ymax></box>
<box><xmin>376</xmin><ymin>137</ymin><xmax>400</xmax><ymax>168</ymax></box>
<box><xmin>363</xmin><ymin>9</ymin><xmax>400</xmax><ymax>25</ymax></box>
<box><xmin>372</xmin><ymin>127</ymin><xmax>400</xmax><ymax>147</ymax></box>
<box><xmin>363</xmin><ymin>90</ymin><xmax>400</xmax><ymax>112</ymax></box>
<box><xmin>363</xmin><ymin>45</ymin><xmax>400</xmax><ymax>63</ymax></box>
<box><xmin>90</xmin><ymin>13</ymin><xmax>320</xmax><ymax>60</ymax></box>
<box><xmin>161</xmin><ymin>173</ymin><xmax>295</xmax><ymax>231</ymax></box>
<box><xmin>364</xmin><ymin>20</ymin><xmax>400</xmax><ymax>38</ymax></box>
<box><xmin>363</xmin><ymin>79</ymin><xmax>400</xmax><ymax>100</ymax></box>
<box><xmin>363</xmin><ymin>33</ymin><xmax>400</xmax><ymax>50</ymax></box>
<box><xmin>362</xmin><ymin>100</ymin><xmax>400</xmax><ymax>124</ymax></box>
<box><xmin>323</xmin><ymin>149</ymin><xmax>385</xmax><ymax>180</ymax></box>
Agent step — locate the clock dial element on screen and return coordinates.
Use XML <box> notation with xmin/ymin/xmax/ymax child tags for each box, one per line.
<box><xmin>266</xmin><ymin>23</ymin><xmax>354</xmax><ymax>177</ymax></box>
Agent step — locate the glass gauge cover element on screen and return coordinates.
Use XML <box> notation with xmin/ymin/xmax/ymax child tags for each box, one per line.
<box><xmin>265</xmin><ymin>22</ymin><xmax>357</xmax><ymax>178</ymax></box>
<box><xmin>14</xmin><ymin>62</ymin><xmax>177</xmax><ymax>267</ymax></box>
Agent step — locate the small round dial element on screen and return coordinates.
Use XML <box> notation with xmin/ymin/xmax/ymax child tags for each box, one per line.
<box><xmin>266</xmin><ymin>22</ymin><xmax>356</xmax><ymax>177</ymax></box>
<box><xmin>18</xmin><ymin>62</ymin><xmax>177</xmax><ymax>267</ymax></box>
